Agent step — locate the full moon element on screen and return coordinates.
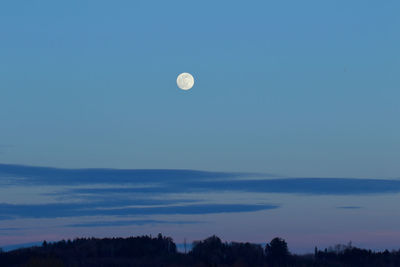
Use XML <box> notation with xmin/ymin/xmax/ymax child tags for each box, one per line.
<box><xmin>177</xmin><ymin>72</ymin><xmax>194</xmax><ymax>90</ymax></box>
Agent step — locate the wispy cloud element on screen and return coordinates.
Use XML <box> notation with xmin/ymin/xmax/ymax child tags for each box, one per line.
<box><xmin>2</xmin><ymin>164</ymin><xmax>400</xmax><ymax>195</ymax></box>
<box><xmin>191</xmin><ymin>178</ymin><xmax>400</xmax><ymax>195</ymax></box>
<box><xmin>0</xmin><ymin>227</ymin><xmax>21</xmax><ymax>231</ymax></box>
<box><xmin>337</xmin><ymin>206</ymin><xmax>362</xmax><ymax>209</ymax></box>
<box><xmin>50</xmin><ymin>177</ymin><xmax>400</xmax><ymax>197</ymax></box>
<box><xmin>0</xmin><ymin>203</ymin><xmax>279</xmax><ymax>220</ymax></box>
<box><xmin>66</xmin><ymin>219</ymin><xmax>202</xmax><ymax>228</ymax></box>
<box><xmin>1</xmin><ymin>163</ymin><xmax>399</xmax><ymax>230</ymax></box>
<box><xmin>0</xmin><ymin>163</ymin><xmax>249</xmax><ymax>185</ymax></box>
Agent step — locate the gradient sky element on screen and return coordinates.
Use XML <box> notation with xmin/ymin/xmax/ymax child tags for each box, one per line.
<box><xmin>0</xmin><ymin>1</ymin><xmax>400</xmax><ymax>253</ymax></box>
<box><xmin>1</xmin><ymin>1</ymin><xmax>399</xmax><ymax>177</ymax></box>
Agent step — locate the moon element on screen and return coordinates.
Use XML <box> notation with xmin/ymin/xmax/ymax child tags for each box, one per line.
<box><xmin>177</xmin><ymin>72</ymin><xmax>194</xmax><ymax>90</ymax></box>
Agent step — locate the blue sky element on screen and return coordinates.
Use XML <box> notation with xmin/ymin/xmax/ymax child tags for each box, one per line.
<box><xmin>0</xmin><ymin>1</ymin><xmax>399</xmax><ymax>252</ymax></box>
<box><xmin>0</xmin><ymin>1</ymin><xmax>399</xmax><ymax>177</ymax></box>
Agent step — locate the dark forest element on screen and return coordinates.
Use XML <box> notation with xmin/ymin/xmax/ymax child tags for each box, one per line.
<box><xmin>1</xmin><ymin>234</ymin><xmax>400</xmax><ymax>266</ymax></box>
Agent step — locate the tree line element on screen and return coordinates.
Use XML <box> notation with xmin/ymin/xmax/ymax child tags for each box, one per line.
<box><xmin>1</xmin><ymin>234</ymin><xmax>400</xmax><ymax>266</ymax></box>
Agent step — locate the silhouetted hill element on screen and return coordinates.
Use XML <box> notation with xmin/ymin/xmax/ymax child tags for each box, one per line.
<box><xmin>1</xmin><ymin>234</ymin><xmax>400</xmax><ymax>266</ymax></box>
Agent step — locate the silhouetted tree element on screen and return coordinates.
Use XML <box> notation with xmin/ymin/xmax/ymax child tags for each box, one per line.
<box><xmin>227</xmin><ymin>242</ymin><xmax>264</xmax><ymax>266</ymax></box>
<box><xmin>191</xmin><ymin>235</ymin><xmax>226</xmax><ymax>266</ymax></box>
<box><xmin>266</xmin><ymin>237</ymin><xmax>290</xmax><ymax>266</ymax></box>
